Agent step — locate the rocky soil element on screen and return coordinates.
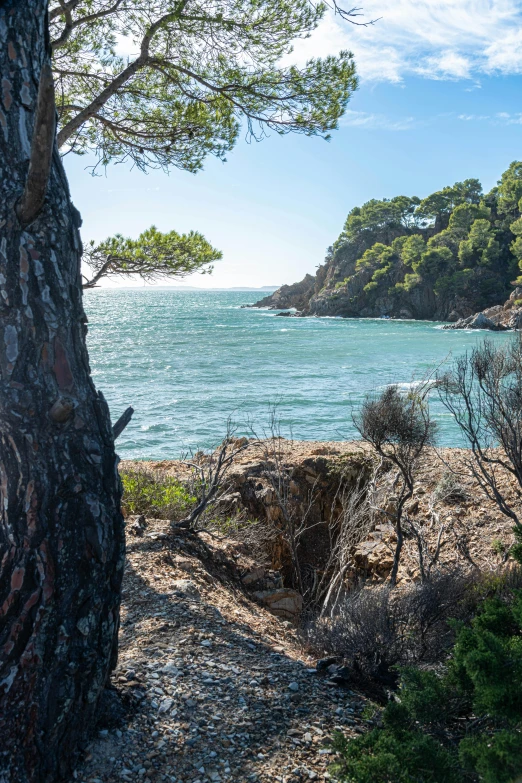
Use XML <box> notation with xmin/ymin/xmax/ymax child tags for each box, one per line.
<box><xmin>126</xmin><ymin>440</ymin><xmax>520</xmax><ymax>583</ymax></box>
<box><xmin>75</xmin><ymin>518</ymin><xmax>367</xmax><ymax>783</ymax></box>
<box><xmin>76</xmin><ymin>440</ymin><xmax>521</xmax><ymax>783</ymax></box>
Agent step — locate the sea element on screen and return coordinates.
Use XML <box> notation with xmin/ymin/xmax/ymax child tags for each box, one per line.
<box><xmin>84</xmin><ymin>288</ymin><xmax>511</xmax><ymax>460</ymax></box>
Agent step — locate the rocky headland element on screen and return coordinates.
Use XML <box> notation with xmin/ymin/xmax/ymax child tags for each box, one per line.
<box><xmin>250</xmin><ymin>166</ymin><xmax>522</xmax><ymax>327</ymax></box>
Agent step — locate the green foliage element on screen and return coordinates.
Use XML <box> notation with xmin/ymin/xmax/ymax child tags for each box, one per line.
<box><xmin>400</xmin><ymin>235</ymin><xmax>426</xmax><ymax>268</ymax></box>
<box><xmin>329</xmin><ymin>163</ymin><xmax>522</xmax><ymax>315</ymax></box>
<box><xmin>459</xmin><ymin>731</ymin><xmax>522</xmax><ymax>783</ymax></box>
<box><xmin>393</xmin><ymin>273</ymin><xmax>421</xmax><ymax>293</ymax></box>
<box><xmin>332</xmin><ymin>592</ymin><xmax>522</xmax><ymax>783</ymax></box>
<box><xmin>356</xmin><ymin>243</ymin><xmax>394</xmax><ymax>270</ymax></box>
<box><xmin>497</xmin><ymin>161</ymin><xmax>522</xmax><ymax>216</ymax></box>
<box><xmin>120</xmin><ymin>468</ymin><xmax>196</xmax><ymax>520</ymax></box>
<box><xmin>492</xmin><ymin>538</ymin><xmax>508</xmax><ymax>556</ymax></box>
<box><xmin>511</xmin><ymin>527</ymin><xmax>522</xmax><ymax>565</ymax></box>
<box><xmin>450</xmin><ymin>595</ymin><xmax>522</xmax><ymax>720</ymax></box>
<box><xmin>458</xmin><ymin>219</ymin><xmax>500</xmax><ymax>268</ymax></box>
<box><xmin>341</xmin><ymin>197</ymin><xmax>421</xmax><ymax>250</ymax></box>
<box><xmin>49</xmin><ymin>0</ymin><xmax>358</xmax><ymax>172</ymax></box>
<box><xmin>416</xmin><ymin>178</ymin><xmax>483</xmax><ymax>225</ymax></box>
<box><xmin>413</xmin><ymin>246</ymin><xmax>453</xmax><ymax>279</ymax></box>
<box><xmin>433</xmin><ymin>268</ymin><xmax>475</xmax><ymax>297</ymax></box>
<box><xmin>83</xmin><ymin>225</ymin><xmax>222</xmax><ymax>287</ymax></box>
<box><xmin>448</xmin><ymin>202</ymin><xmax>490</xmax><ymax>233</ymax></box>
<box><xmin>331</xmin><ymin>719</ymin><xmax>460</xmax><ymax>783</ymax></box>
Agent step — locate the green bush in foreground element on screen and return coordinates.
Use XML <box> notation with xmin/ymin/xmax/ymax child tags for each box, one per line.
<box><xmin>331</xmin><ymin>587</ymin><xmax>522</xmax><ymax>783</ymax></box>
<box><xmin>120</xmin><ymin>468</ymin><xmax>196</xmax><ymax>520</ymax></box>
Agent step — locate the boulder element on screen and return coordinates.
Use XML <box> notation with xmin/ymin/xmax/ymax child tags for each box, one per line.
<box><xmin>443</xmin><ymin>311</ymin><xmax>506</xmax><ymax>331</ymax></box>
<box><xmin>253</xmin><ymin>588</ymin><xmax>303</xmax><ymax>620</ymax></box>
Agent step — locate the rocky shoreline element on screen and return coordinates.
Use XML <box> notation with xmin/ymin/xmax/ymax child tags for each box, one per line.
<box><xmin>250</xmin><ymin>284</ymin><xmax>522</xmax><ymax>331</ymax></box>
<box><xmin>442</xmin><ymin>287</ymin><xmax>522</xmax><ymax>331</ymax></box>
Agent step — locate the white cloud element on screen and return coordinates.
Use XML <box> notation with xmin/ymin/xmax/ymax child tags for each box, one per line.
<box><xmin>340</xmin><ymin>110</ymin><xmax>418</xmax><ymax>130</ymax></box>
<box><xmin>417</xmin><ymin>51</ymin><xmax>472</xmax><ymax>80</ymax></box>
<box><xmin>289</xmin><ymin>0</ymin><xmax>522</xmax><ymax>83</ymax></box>
<box><xmin>457</xmin><ymin>110</ymin><xmax>522</xmax><ymax>124</ymax></box>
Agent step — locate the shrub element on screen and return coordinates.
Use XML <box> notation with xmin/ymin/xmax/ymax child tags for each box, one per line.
<box><xmin>331</xmin><ymin>716</ymin><xmax>460</xmax><ymax>783</ymax></box>
<box><xmin>431</xmin><ymin>470</ymin><xmax>470</xmax><ymax>504</ymax></box>
<box><xmin>354</xmin><ymin>385</ymin><xmax>436</xmax><ymax>585</ymax></box>
<box><xmin>331</xmin><ymin>590</ymin><xmax>522</xmax><ymax>783</ymax></box>
<box><xmin>305</xmin><ymin>570</ymin><xmax>475</xmax><ymax>689</ymax></box>
<box><xmin>120</xmin><ymin>467</ymin><xmax>196</xmax><ymax>520</ymax></box>
<box><xmin>492</xmin><ymin>538</ymin><xmax>508</xmax><ymax>556</ymax></box>
<box><xmin>459</xmin><ymin>731</ymin><xmax>522</xmax><ymax>783</ymax></box>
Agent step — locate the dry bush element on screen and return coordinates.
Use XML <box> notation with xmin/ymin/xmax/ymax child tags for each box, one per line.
<box><xmin>354</xmin><ymin>385</ymin><xmax>436</xmax><ymax>585</ymax></box>
<box><xmin>432</xmin><ymin>470</ymin><xmax>471</xmax><ymax>505</ymax></box>
<box><xmin>438</xmin><ymin>336</ymin><xmax>522</xmax><ymax>531</ymax></box>
<box><xmin>304</xmin><ymin>568</ymin><xmax>481</xmax><ymax>690</ymax></box>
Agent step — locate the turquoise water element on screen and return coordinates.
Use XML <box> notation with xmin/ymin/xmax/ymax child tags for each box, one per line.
<box><xmin>84</xmin><ymin>289</ymin><xmax>511</xmax><ymax>459</ymax></box>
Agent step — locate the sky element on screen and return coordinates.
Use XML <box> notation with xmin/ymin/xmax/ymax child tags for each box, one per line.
<box><xmin>65</xmin><ymin>0</ymin><xmax>522</xmax><ymax>289</ymax></box>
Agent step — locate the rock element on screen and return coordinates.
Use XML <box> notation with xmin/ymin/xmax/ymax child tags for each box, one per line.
<box><xmin>250</xmin><ymin>274</ymin><xmax>316</xmax><ymax>311</ymax></box>
<box><xmin>316</xmin><ymin>657</ymin><xmax>340</xmax><ymax>672</ymax></box>
<box><xmin>128</xmin><ymin>515</ymin><xmax>148</xmax><ymax>536</ymax></box>
<box><xmin>288</xmin><ymin>682</ymin><xmax>299</xmax><ymax>692</ymax></box>
<box><xmin>252</xmin><ymin>588</ymin><xmax>303</xmax><ymax>620</ymax></box>
<box><xmin>241</xmin><ymin>566</ymin><xmax>266</xmax><ymax>586</ymax></box>
<box><xmin>353</xmin><ymin>539</ymin><xmax>394</xmax><ymax>574</ymax></box>
<box><xmin>328</xmin><ymin>666</ymin><xmax>353</xmax><ymax>685</ymax></box>
<box><xmin>444</xmin><ymin>307</ymin><xmax>510</xmax><ymax>331</ymax></box>
<box><xmin>172</xmin><ymin>579</ymin><xmax>200</xmax><ymax>597</ymax></box>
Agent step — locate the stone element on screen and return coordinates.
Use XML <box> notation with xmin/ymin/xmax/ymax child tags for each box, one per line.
<box><xmin>353</xmin><ymin>540</ymin><xmax>393</xmax><ymax>574</ymax></box>
<box><xmin>288</xmin><ymin>682</ymin><xmax>299</xmax><ymax>692</ymax></box>
<box><xmin>252</xmin><ymin>588</ymin><xmax>303</xmax><ymax>620</ymax></box>
<box><xmin>172</xmin><ymin>579</ymin><xmax>200</xmax><ymax>598</ymax></box>
<box><xmin>315</xmin><ymin>657</ymin><xmax>339</xmax><ymax>672</ymax></box>
<box><xmin>443</xmin><ymin>310</ymin><xmax>506</xmax><ymax>332</ymax></box>
<box><xmin>241</xmin><ymin>566</ymin><xmax>266</xmax><ymax>586</ymax></box>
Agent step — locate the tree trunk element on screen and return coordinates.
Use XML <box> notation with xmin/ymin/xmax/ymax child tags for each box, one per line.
<box><xmin>0</xmin><ymin>3</ymin><xmax>125</xmax><ymax>781</ymax></box>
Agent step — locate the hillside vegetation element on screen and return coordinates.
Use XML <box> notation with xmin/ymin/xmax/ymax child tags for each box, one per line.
<box><xmin>255</xmin><ymin>161</ymin><xmax>522</xmax><ymax>320</ymax></box>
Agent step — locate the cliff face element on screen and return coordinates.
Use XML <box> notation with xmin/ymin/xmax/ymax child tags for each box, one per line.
<box><xmin>252</xmin><ymin>248</ymin><xmax>480</xmax><ymax>322</ymax></box>
<box><xmin>251</xmin><ymin>273</ymin><xmax>316</xmax><ymax>310</ymax></box>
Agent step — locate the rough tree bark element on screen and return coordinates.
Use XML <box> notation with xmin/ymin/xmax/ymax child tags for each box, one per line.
<box><xmin>0</xmin><ymin>2</ymin><xmax>125</xmax><ymax>781</ymax></box>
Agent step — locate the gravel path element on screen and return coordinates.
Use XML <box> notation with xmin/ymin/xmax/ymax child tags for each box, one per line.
<box><xmin>76</xmin><ymin>520</ymin><xmax>366</xmax><ymax>783</ymax></box>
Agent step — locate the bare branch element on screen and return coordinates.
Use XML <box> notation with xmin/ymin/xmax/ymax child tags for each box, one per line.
<box><xmin>113</xmin><ymin>406</ymin><xmax>134</xmax><ymax>440</ymax></box>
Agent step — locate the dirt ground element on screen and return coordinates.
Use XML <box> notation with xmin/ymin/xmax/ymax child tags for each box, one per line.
<box><xmin>75</xmin><ymin>519</ymin><xmax>367</xmax><ymax>783</ymax></box>
<box><xmin>77</xmin><ymin>440</ymin><xmax>521</xmax><ymax>782</ymax></box>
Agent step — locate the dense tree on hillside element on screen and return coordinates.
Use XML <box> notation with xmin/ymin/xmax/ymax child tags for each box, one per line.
<box><xmin>327</xmin><ymin>163</ymin><xmax>522</xmax><ymax>319</ymax></box>
<box><xmin>49</xmin><ymin>0</ymin><xmax>359</xmax><ymax>172</ymax></box>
